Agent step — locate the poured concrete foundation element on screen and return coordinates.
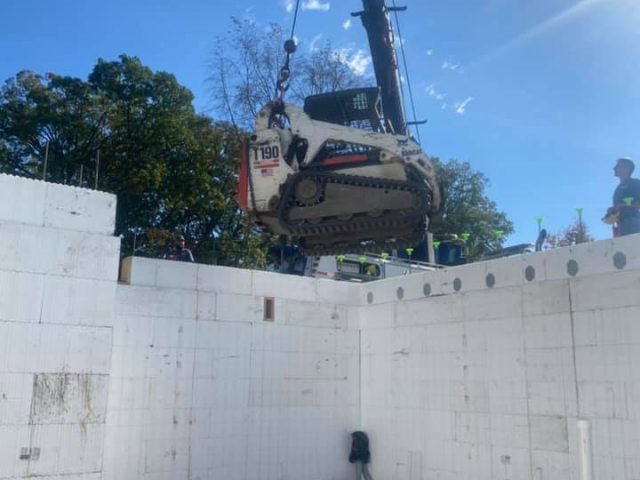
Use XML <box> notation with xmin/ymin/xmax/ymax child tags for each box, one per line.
<box><xmin>0</xmin><ymin>173</ymin><xmax>639</xmax><ymax>480</ymax></box>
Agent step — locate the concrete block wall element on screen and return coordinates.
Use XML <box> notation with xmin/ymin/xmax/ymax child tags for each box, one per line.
<box><xmin>104</xmin><ymin>257</ymin><xmax>361</xmax><ymax>480</ymax></box>
<box><xmin>0</xmin><ymin>174</ymin><xmax>119</xmax><ymax>480</ymax></box>
<box><xmin>359</xmin><ymin>234</ymin><xmax>640</xmax><ymax>480</ymax></box>
<box><xmin>3</xmin><ymin>173</ymin><xmax>640</xmax><ymax>480</ymax></box>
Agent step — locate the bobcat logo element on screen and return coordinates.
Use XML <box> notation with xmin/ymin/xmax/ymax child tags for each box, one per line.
<box><xmin>401</xmin><ymin>148</ymin><xmax>421</xmax><ymax>157</ymax></box>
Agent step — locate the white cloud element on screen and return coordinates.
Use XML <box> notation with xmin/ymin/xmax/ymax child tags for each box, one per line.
<box><xmin>302</xmin><ymin>0</ymin><xmax>331</xmax><ymax>11</ymax></box>
<box><xmin>308</xmin><ymin>34</ymin><xmax>323</xmax><ymax>52</ymax></box>
<box><xmin>342</xmin><ymin>19</ymin><xmax>352</xmax><ymax>30</ymax></box>
<box><xmin>454</xmin><ymin>97</ymin><xmax>473</xmax><ymax>115</ymax></box>
<box><xmin>425</xmin><ymin>84</ymin><xmax>446</xmax><ymax>102</ymax></box>
<box><xmin>283</xmin><ymin>0</ymin><xmax>294</xmax><ymax>13</ymax></box>
<box><xmin>338</xmin><ymin>48</ymin><xmax>372</xmax><ymax>76</ymax></box>
<box><xmin>426</xmin><ymin>84</ymin><xmax>449</xmax><ymax>110</ymax></box>
<box><xmin>441</xmin><ymin>60</ymin><xmax>460</xmax><ymax>71</ymax></box>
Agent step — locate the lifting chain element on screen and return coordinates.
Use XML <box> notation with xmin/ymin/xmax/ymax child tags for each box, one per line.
<box><xmin>275</xmin><ymin>0</ymin><xmax>301</xmax><ymax>100</ymax></box>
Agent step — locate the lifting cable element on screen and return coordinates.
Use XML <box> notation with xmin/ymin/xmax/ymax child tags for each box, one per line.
<box><xmin>289</xmin><ymin>0</ymin><xmax>302</xmax><ymax>39</ymax></box>
<box><xmin>391</xmin><ymin>0</ymin><xmax>422</xmax><ymax>144</ymax></box>
<box><xmin>275</xmin><ymin>0</ymin><xmax>302</xmax><ymax>100</ymax></box>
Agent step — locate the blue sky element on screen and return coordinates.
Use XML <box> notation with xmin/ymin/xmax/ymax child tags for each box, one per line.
<box><xmin>2</xmin><ymin>0</ymin><xmax>640</xmax><ymax>244</ymax></box>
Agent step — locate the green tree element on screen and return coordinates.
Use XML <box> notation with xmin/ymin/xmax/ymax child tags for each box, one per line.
<box><xmin>0</xmin><ymin>70</ymin><xmax>107</xmax><ymax>181</ymax></box>
<box><xmin>431</xmin><ymin>158</ymin><xmax>514</xmax><ymax>259</ymax></box>
<box><xmin>0</xmin><ymin>56</ymin><xmax>268</xmax><ymax>268</ymax></box>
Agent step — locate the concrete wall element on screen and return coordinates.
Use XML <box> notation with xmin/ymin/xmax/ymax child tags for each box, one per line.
<box><xmin>0</xmin><ymin>174</ymin><xmax>119</xmax><ymax>480</ymax></box>
<box><xmin>2</xmin><ymin>173</ymin><xmax>640</xmax><ymax>480</ymax></box>
<box><xmin>104</xmin><ymin>257</ymin><xmax>361</xmax><ymax>480</ymax></box>
<box><xmin>359</xmin><ymin>234</ymin><xmax>640</xmax><ymax>480</ymax></box>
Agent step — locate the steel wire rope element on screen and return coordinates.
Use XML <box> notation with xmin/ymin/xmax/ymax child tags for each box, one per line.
<box><xmin>391</xmin><ymin>0</ymin><xmax>422</xmax><ymax>144</ymax></box>
<box><xmin>289</xmin><ymin>0</ymin><xmax>302</xmax><ymax>39</ymax></box>
<box><xmin>274</xmin><ymin>0</ymin><xmax>302</xmax><ymax>100</ymax></box>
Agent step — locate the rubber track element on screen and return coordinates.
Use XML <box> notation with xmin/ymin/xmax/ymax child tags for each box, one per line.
<box><xmin>278</xmin><ymin>170</ymin><xmax>431</xmax><ymax>255</ymax></box>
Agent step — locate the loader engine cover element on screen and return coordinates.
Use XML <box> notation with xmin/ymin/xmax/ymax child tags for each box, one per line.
<box><xmin>238</xmin><ymin>101</ymin><xmax>441</xmax><ymax>255</ymax></box>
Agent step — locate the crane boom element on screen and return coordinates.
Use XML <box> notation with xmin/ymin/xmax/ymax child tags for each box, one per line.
<box><xmin>354</xmin><ymin>0</ymin><xmax>407</xmax><ymax>135</ymax></box>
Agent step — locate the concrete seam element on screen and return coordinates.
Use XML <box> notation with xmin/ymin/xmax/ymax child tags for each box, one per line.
<box><xmin>520</xmin><ymin>285</ymin><xmax>534</xmax><ymax>479</ymax></box>
<box><xmin>358</xmin><ymin>326</ymin><xmax>362</xmax><ymax>430</ymax></box>
<box><xmin>0</xmin><ymin>319</ymin><xmax>114</xmax><ymax>329</ymax></box>
<box><xmin>186</xmin><ymin>315</ymin><xmax>200</xmax><ymax>480</ymax></box>
<box><xmin>568</xmin><ymin>279</ymin><xmax>582</xmax><ymax>418</ymax></box>
<box><xmin>38</xmin><ymin>277</ymin><xmax>46</xmax><ymax>325</ymax></box>
<box><xmin>0</xmin><ymin>267</ymin><xmax>117</xmax><ymax>282</ymax></box>
<box><xmin>172</xmin><ymin>318</ymin><xmax>350</xmax><ymax>332</ymax></box>
<box><xmin>26</xmin><ymin>373</ymin><xmax>37</xmax><ymax>473</ymax></box>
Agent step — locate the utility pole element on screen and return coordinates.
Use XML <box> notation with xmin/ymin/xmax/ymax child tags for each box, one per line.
<box><xmin>42</xmin><ymin>142</ymin><xmax>49</xmax><ymax>180</ymax></box>
<box><xmin>95</xmin><ymin>150</ymin><xmax>100</xmax><ymax>190</ymax></box>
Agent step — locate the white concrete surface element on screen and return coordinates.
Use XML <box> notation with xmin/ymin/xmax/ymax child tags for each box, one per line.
<box><xmin>110</xmin><ymin>238</ymin><xmax>640</xmax><ymax>480</ymax></box>
<box><xmin>0</xmin><ymin>222</ymin><xmax>120</xmax><ymax>280</ymax></box>
<box><xmin>2</xmin><ymin>174</ymin><xmax>640</xmax><ymax>480</ymax></box>
<box><xmin>104</xmin><ymin>267</ymin><xmax>360</xmax><ymax>480</ymax></box>
<box><xmin>0</xmin><ymin>174</ymin><xmax>116</xmax><ymax>234</ymax></box>
<box><xmin>360</xmin><ymin>234</ymin><xmax>640</xmax><ymax>480</ymax></box>
<box><xmin>0</xmin><ymin>175</ymin><xmax>118</xmax><ymax>480</ymax></box>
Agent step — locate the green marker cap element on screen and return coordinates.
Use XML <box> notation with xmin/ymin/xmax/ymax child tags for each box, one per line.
<box><xmin>359</xmin><ymin>256</ymin><xmax>366</xmax><ymax>264</ymax></box>
<box><xmin>433</xmin><ymin>241</ymin><xmax>441</xmax><ymax>249</ymax></box>
<box><xmin>461</xmin><ymin>233</ymin><xmax>470</xmax><ymax>241</ymax></box>
<box><xmin>405</xmin><ymin>248</ymin><xmax>414</xmax><ymax>256</ymax></box>
<box><xmin>381</xmin><ymin>252</ymin><xmax>390</xmax><ymax>261</ymax></box>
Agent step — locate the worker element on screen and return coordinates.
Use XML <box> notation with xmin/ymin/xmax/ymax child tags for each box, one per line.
<box><xmin>164</xmin><ymin>234</ymin><xmax>195</xmax><ymax>262</ymax></box>
<box><xmin>606</xmin><ymin>157</ymin><xmax>640</xmax><ymax>236</ymax></box>
<box><xmin>365</xmin><ymin>264</ymin><xmax>380</xmax><ymax>277</ymax></box>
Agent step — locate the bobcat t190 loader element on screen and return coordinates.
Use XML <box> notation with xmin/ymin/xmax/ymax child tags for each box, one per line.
<box><xmin>237</xmin><ymin>0</ymin><xmax>441</xmax><ymax>256</ymax></box>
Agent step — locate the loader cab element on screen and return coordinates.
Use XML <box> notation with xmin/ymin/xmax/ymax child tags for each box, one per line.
<box><xmin>302</xmin><ymin>88</ymin><xmax>388</xmax><ymax>168</ymax></box>
<box><xmin>303</xmin><ymin>87</ymin><xmax>386</xmax><ymax>133</ymax></box>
